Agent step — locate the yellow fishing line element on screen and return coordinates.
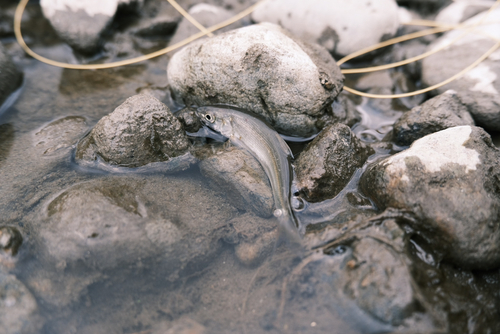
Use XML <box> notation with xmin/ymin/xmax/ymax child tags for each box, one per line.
<box><xmin>339</xmin><ymin>0</ymin><xmax>500</xmax><ymax>98</ymax></box>
<box><xmin>14</xmin><ymin>0</ymin><xmax>265</xmax><ymax>70</ymax></box>
<box><xmin>13</xmin><ymin>0</ymin><xmax>500</xmax><ymax>99</ymax></box>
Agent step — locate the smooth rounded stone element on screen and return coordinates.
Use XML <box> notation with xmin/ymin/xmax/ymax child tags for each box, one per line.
<box><xmin>393</xmin><ymin>90</ymin><xmax>475</xmax><ymax>146</ymax></box>
<box><xmin>0</xmin><ymin>43</ymin><xmax>22</xmax><ymax>109</ymax></box>
<box><xmin>33</xmin><ymin>116</ymin><xmax>88</xmax><ymax>156</ymax></box>
<box><xmin>169</xmin><ymin>4</ymin><xmax>244</xmax><ymax>47</ymax></box>
<box><xmin>199</xmin><ymin>146</ymin><xmax>274</xmax><ymax>218</ymax></box>
<box><xmin>40</xmin><ymin>0</ymin><xmax>119</xmax><ymax>53</ymax></box>
<box><xmin>360</xmin><ymin>126</ymin><xmax>500</xmax><ymax>269</ymax></box>
<box><xmin>251</xmin><ymin>0</ymin><xmax>400</xmax><ymax>57</ymax></box>
<box><xmin>296</xmin><ymin>218</ymin><xmax>433</xmax><ymax>329</ymax></box>
<box><xmin>223</xmin><ymin>213</ymin><xmax>278</xmax><ymax>266</ymax></box>
<box><xmin>0</xmin><ymin>226</ymin><xmax>22</xmax><ymax>256</ymax></box>
<box><xmin>40</xmin><ymin>176</ymin><xmax>237</xmax><ymax>274</ymax></box>
<box><xmin>421</xmin><ymin>7</ymin><xmax>500</xmax><ymax>131</ymax></box>
<box><xmin>295</xmin><ymin>123</ymin><xmax>374</xmax><ymax>202</ymax></box>
<box><xmin>167</xmin><ymin>23</ymin><xmax>343</xmax><ymax>137</ymax></box>
<box><xmin>76</xmin><ymin>94</ymin><xmax>190</xmax><ymax>168</ymax></box>
<box><xmin>0</xmin><ymin>272</ymin><xmax>42</xmax><ymax>334</ymax></box>
<box><xmin>436</xmin><ymin>0</ymin><xmax>492</xmax><ymax>25</ymax></box>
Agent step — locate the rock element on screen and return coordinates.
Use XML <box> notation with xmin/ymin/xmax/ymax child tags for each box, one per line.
<box><xmin>199</xmin><ymin>146</ymin><xmax>274</xmax><ymax>218</ymax></box>
<box><xmin>436</xmin><ymin>0</ymin><xmax>492</xmax><ymax>25</ymax></box>
<box><xmin>0</xmin><ymin>43</ymin><xmax>22</xmax><ymax>110</ymax></box>
<box><xmin>40</xmin><ymin>0</ymin><xmax>119</xmax><ymax>53</ymax></box>
<box><xmin>76</xmin><ymin>94</ymin><xmax>190</xmax><ymax>168</ymax></box>
<box><xmin>294</xmin><ymin>217</ymin><xmax>434</xmax><ymax>329</ymax></box>
<box><xmin>393</xmin><ymin>90</ymin><xmax>475</xmax><ymax>146</ymax></box>
<box><xmin>40</xmin><ymin>175</ymin><xmax>237</xmax><ymax>275</ymax></box>
<box><xmin>330</xmin><ymin>93</ymin><xmax>362</xmax><ymax>128</ymax></box>
<box><xmin>355</xmin><ymin>71</ymin><xmax>394</xmax><ymax>92</ymax></box>
<box><xmin>167</xmin><ymin>23</ymin><xmax>343</xmax><ymax>137</ymax></box>
<box><xmin>169</xmin><ymin>4</ymin><xmax>244</xmax><ymax>46</ymax></box>
<box><xmin>0</xmin><ymin>226</ymin><xmax>22</xmax><ymax>256</ymax></box>
<box><xmin>421</xmin><ymin>7</ymin><xmax>500</xmax><ymax>131</ymax></box>
<box><xmin>251</xmin><ymin>0</ymin><xmax>400</xmax><ymax>57</ymax></box>
<box><xmin>295</xmin><ymin>123</ymin><xmax>374</xmax><ymax>202</ymax></box>
<box><xmin>0</xmin><ymin>123</ymin><xmax>15</xmax><ymax>168</ymax></box>
<box><xmin>360</xmin><ymin>126</ymin><xmax>500</xmax><ymax>269</ymax></box>
<box><xmin>176</xmin><ymin>107</ymin><xmax>203</xmax><ymax>133</ymax></box>
<box><xmin>34</xmin><ymin>116</ymin><xmax>88</xmax><ymax>156</ymax></box>
<box><xmin>0</xmin><ymin>272</ymin><xmax>42</xmax><ymax>334</ymax></box>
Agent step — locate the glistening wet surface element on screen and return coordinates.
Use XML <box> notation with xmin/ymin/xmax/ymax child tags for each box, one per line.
<box><xmin>1</xmin><ymin>2</ymin><xmax>500</xmax><ymax>334</ymax></box>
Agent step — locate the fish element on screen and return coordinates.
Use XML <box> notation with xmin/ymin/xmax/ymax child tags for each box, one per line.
<box><xmin>197</xmin><ymin>106</ymin><xmax>298</xmax><ymax>234</ymax></box>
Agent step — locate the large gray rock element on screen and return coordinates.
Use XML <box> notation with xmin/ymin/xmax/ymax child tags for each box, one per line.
<box><xmin>0</xmin><ymin>272</ymin><xmax>42</xmax><ymax>334</ymax></box>
<box><xmin>199</xmin><ymin>146</ymin><xmax>274</xmax><ymax>218</ymax></box>
<box><xmin>40</xmin><ymin>0</ymin><xmax>119</xmax><ymax>53</ymax></box>
<box><xmin>167</xmin><ymin>23</ymin><xmax>344</xmax><ymax>137</ymax></box>
<box><xmin>422</xmin><ymin>7</ymin><xmax>500</xmax><ymax>131</ymax></box>
<box><xmin>0</xmin><ymin>43</ymin><xmax>22</xmax><ymax>109</ymax></box>
<box><xmin>393</xmin><ymin>90</ymin><xmax>475</xmax><ymax>146</ymax></box>
<box><xmin>295</xmin><ymin>123</ymin><xmax>374</xmax><ymax>202</ymax></box>
<box><xmin>251</xmin><ymin>0</ymin><xmax>400</xmax><ymax>57</ymax></box>
<box><xmin>360</xmin><ymin>126</ymin><xmax>500</xmax><ymax>270</ymax></box>
<box><xmin>76</xmin><ymin>94</ymin><xmax>190</xmax><ymax>168</ymax></box>
<box><xmin>435</xmin><ymin>0</ymin><xmax>491</xmax><ymax>25</ymax></box>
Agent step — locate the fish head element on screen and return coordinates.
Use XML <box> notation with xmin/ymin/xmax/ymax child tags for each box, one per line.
<box><xmin>196</xmin><ymin>106</ymin><xmax>234</xmax><ymax>138</ymax></box>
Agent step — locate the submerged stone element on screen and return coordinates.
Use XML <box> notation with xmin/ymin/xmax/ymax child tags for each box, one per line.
<box><xmin>199</xmin><ymin>146</ymin><xmax>274</xmax><ymax>218</ymax></box>
<box><xmin>360</xmin><ymin>126</ymin><xmax>500</xmax><ymax>270</ymax></box>
<box><xmin>0</xmin><ymin>43</ymin><xmax>22</xmax><ymax>110</ymax></box>
<box><xmin>295</xmin><ymin>123</ymin><xmax>374</xmax><ymax>202</ymax></box>
<box><xmin>393</xmin><ymin>90</ymin><xmax>474</xmax><ymax>146</ymax></box>
<box><xmin>76</xmin><ymin>94</ymin><xmax>190</xmax><ymax>168</ymax></box>
<box><xmin>34</xmin><ymin>116</ymin><xmax>88</xmax><ymax>156</ymax></box>
<box><xmin>251</xmin><ymin>0</ymin><xmax>400</xmax><ymax>57</ymax></box>
<box><xmin>0</xmin><ymin>272</ymin><xmax>42</xmax><ymax>334</ymax></box>
<box><xmin>167</xmin><ymin>23</ymin><xmax>343</xmax><ymax>137</ymax></box>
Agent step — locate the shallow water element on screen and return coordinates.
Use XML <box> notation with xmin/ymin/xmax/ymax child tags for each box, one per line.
<box><xmin>1</xmin><ymin>2</ymin><xmax>500</xmax><ymax>334</ymax></box>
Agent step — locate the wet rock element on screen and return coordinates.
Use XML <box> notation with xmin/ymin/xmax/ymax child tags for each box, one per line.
<box><xmin>0</xmin><ymin>123</ymin><xmax>15</xmax><ymax>168</ymax></box>
<box><xmin>169</xmin><ymin>4</ymin><xmax>244</xmax><ymax>46</ymax></box>
<box><xmin>421</xmin><ymin>7</ymin><xmax>500</xmax><ymax>131</ymax></box>
<box><xmin>330</xmin><ymin>93</ymin><xmax>362</xmax><ymax>128</ymax></box>
<box><xmin>167</xmin><ymin>23</ymin><xmax>343</xmax><ymax>137</ymax></box>
<box><xmin>0</xmin><ymin>43</ymin><xmax>22</xmax><ymax>109</ymax></box>
<box><xmin>176</xmin><ymin>107</ymin><xmax>203</xmax><ymax>133</ymax></box>
<box><xmin>393</xmin><ymin>90</ymin><xmax>475</xmax><ymax>146</ymax></box>
<box><xmin>295</xmin><ymin>123</ymin><xmax>374</xmax><ymax>202</ymax></box>
<box><xmin>0</xmin><ymin>272</ymin><xmax>42</xmax><ymax>334</ymax></box>
<box><xmin>293</xmin><ymin>217</ymin><xmax>435</xmax><ymax>329</ymax></box>
<box><xmin>40</xmin><ymin>176</ymin><xmax>237</xmax><ymax>274</ymax></box>
<box><xmin>223</xmin><ymin>213</ymin><xmax>278</xmax><ymax>266</ymax></box>
<box><xmin>355</xmin><ymin>71</ymin><xmax>394</xmax><ymax>92</ymax></box>
<box><xmin>251</xmin><ymin>0</ymin><xmax>400</xmax><ymax>57</ymax></box>
<box><xmin>34</xmin><ymin>116</ymin><xmax>88</xmax><ymax>156</ymax></box>
<box><xmin>0</xmin><ymin>226</ymin><xmax>22</xmax><ymax>256</ymax></box>
<box><xmin>40</xmin><ymin>0</ymin><xmax>119</xmax><ymax>53</ymax></box>
<box><xmin>436</xmin><ymin>0</ymin><xmax>491</xmax><ymax>25</ymax></box>
<box><xmin>360</xmin><ymin>126</ymin><xmax>500</xmax><ymax>269</ymax></box>
<box><xmin>199</xmin><ymin>146</ymin><xmax>274</xmax><ymax>218</ymax></box>
<box><xmin>76</xmin><ymin>94</ymin><xmax>190</xmax><ymax>168</ymax></box>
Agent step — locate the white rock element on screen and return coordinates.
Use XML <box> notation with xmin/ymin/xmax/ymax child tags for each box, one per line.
<box><xmin>251</xmin><ymin>0</ymin><xmax>400</xmax><ymax>57</ymax></box>
<box><xmin>40</xmin><ymin>0</ymin><xmax>118</xmax><ymax>18</ymax></box>
<box><xmin>435</xmin><ymin>0</ymin><xmax>493</xmax><ymax>25</ymax></box>
<box><xmin>385</xmin><ymin>126</ymin><xmax>480</xmax><ymax>179</ymax></box>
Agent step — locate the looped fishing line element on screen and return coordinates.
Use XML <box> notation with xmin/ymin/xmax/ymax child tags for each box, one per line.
<box><xmin>13</xmin><ymin>0</ymin><xmax>500</xmax><ymax>98</ymax></box>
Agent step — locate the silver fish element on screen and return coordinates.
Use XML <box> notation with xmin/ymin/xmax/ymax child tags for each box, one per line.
<box><xmin>197</xmin><ymin>106</ymin><xmax>298</xmax><ymax>233</ymax></box>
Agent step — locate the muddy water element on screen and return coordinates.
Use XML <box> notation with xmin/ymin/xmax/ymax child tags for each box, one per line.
<box><xmin>1</xmin><ymin>3</ymin><xmax>500</xmax><ymax>334</ymax></box>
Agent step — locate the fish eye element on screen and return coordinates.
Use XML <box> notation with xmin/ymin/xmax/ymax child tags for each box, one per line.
<box><xmin>204</xmin><ymin>113</ymin><xmax>215</xmax><ymax>123</ymax></box>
